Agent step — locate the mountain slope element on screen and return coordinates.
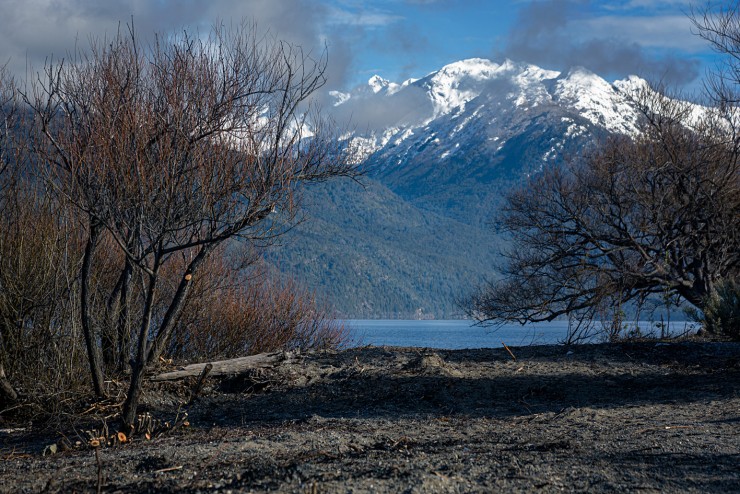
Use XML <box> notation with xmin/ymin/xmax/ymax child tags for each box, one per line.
<box><xmin>355</xmin><ymin>60</ymin><xmax>643</xmax><ymax>224</ymax></box>
<box><xmin>270</xmin><ymin>59</ymin><xmax>654</xmax><ymax>318</ymax></box>
<box><xmin>268</xmin><ymin>179</ymin><xmax>499</xmax><ymax>318</ymax></box>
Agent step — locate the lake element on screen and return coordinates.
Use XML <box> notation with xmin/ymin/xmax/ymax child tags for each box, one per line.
<box><xmin>346</xmin><ymin>319</ymin><xmax>699</xmax><ymax>349</ymax></box>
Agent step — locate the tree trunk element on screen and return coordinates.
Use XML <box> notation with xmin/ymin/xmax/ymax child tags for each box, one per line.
<box><xmin>677</xmin><ymin>284</ymin><xmax>710</xmax><ymax>316</ymax></box>
<box><xmin>0</xmin><ymin>362</ymin><xmax>18</xmax><ymax>405</ymax></box>
<box><xmin>146</xmin><ymin>244</ymin><xmax>214</xmax><ymax>367</ymax></box>
<box><xmin>120</xmin><ymin>263</ymin><xmax>159</xmax><ymax>432</ymax></box>
<box><xmin>116</xmin><ymin>260</ymin><xmax>133</xmax><ymax>373</ymax></box>
<box><xmin>81</xmin><ymin>219</ymin><xmax>107</xmax><ymax>398</ymax></box>
<box><xmin>151</xmin><ymin>352</ymin><xmax>293</xmax><ymax>381</ymax></box>
<box><xmin>102</xmin><ymin>264</ymin><xmax>127</xmax><ymax>369</ymax></box>
<box><xmin>104</xmin><ymin>260</ymin><xmax>134</xmax><ymax>372</ymax></box>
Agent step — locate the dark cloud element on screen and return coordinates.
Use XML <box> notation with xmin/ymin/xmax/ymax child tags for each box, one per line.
<box><xmin>0</xmin><ymin>0</ymin><xmax>354</xmax><ymax>89</ymax></box>
<box><xmin>501</xmin><ymin>0</ymin><xmax>701</xmax><ymax>86</ymax></box>
<box><xmin>0</xmin><ymin>0</ymin><xmax>206</xmax><ymax>76</ymax></box>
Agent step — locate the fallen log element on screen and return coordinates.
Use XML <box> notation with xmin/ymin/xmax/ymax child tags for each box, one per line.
<box><xmin>150</xmin><ymin>351</ymin><xmax>297</xmax><ymax>382</ymax></box>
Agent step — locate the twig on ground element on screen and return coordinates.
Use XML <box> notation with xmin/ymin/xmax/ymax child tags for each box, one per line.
<box><xmin>502</xmin><ymin>342</ymin><xmax>517</xmax><ymax>361</ymax></box>
<box><xmin>391</xmin><ymin>436</ymin><xmax>411</xmax><ymax>449</ymax></box>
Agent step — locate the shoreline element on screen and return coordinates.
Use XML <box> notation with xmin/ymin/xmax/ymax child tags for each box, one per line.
<box><xmin>345</xmin><ymin>319</ymin><xmax>703</xmax><ymax>349</ymax></box>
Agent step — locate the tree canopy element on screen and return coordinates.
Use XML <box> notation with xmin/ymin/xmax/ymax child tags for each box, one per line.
<box><xmin>469</xmin><ymin>5</ymin><xmax>740</xmax><ymax>337</ymax></box>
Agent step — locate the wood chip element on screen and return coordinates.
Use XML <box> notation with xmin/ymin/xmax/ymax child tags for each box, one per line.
<box><xmin>153</xmin><ymin>465</ymin><xmax>183</xmax><ymax>474</ymax></box>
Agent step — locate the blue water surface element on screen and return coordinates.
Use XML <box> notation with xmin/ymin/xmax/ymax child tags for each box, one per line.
<box><xmin>346</xmin><ymin>319</ymin><xmax>698</xmax><ymax>349</ymax></box>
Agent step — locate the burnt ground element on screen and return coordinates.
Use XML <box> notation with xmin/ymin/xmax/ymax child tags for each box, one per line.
<box><xmin>1</xmin><ymin>341</ymin><xmax>739</xmax><ymax>493</ymax></box>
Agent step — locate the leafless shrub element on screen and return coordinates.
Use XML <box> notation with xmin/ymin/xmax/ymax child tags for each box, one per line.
<box><xmin>167</xmin><ymin>252</ymin><xmax>348</xmax><ymax>361</ymax></box>
<box><xmin>0</xmin><ymin>66</ymin><xmax>90</xmax><ymax>416</ymax></box>
<box><xmin>24</xmin><ymin>21</ymin><xmax>356</xmax><ymax>430</ymax></box>
<box><xmin>0</xmin><ymin>189</ymin><xmax>85</xmax><ymax>417</ymax></box>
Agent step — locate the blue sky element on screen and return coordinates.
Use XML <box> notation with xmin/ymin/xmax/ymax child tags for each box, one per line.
<box><xmin>0</xmin><ymin>0</ymin><xmax>721</xmax><ymax>92</ymax></box>
<box><xmin>332</xmin><ymin>0</ymin><xmax>712</xmax><ymax>89</ymax></box>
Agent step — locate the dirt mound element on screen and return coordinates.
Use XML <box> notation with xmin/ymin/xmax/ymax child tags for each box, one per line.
<box><xmin>404</xmin><ymin>352</ymin><xmax>463</xmax><ymax>377</ymax></box>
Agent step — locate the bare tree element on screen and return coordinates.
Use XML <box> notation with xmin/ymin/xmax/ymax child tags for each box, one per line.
<box><xmin>27</xmin><ymin>22</ymin><xmax>357</xmax><ymax>431</ymax></box>
<box><xmin>469</xmin><ymin>4</ymin><xmax>740</xmax><ymax>334</ymax></box>
<box><xmin>691</xmin><ymin>2</ymin><xmax>740</xmax><ymax>107</ymax></box>
<box><xmin>0</xmin><ymin>64</ymin><xmax>18</xmax><ymax>211</ymax></box>
<box><xmin>468</xmin><ymin>86</ymin><xmax>740</xmax><ymax>332</ymax></box>
<box><xmin>0</xmin><ymin>64</ymin><xmax>20</xmax><ymax>405</ymax></box>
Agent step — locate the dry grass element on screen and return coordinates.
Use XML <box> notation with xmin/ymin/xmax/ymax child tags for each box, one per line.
<box><xmin>167</xmin><ymin>253</ymin><xmax>348</xmax><ymax>361</ymax></box>
<box><xmin>0</xmin><ymin>186</ymin><xmax>345</xmax><ymax>426</ymax></box>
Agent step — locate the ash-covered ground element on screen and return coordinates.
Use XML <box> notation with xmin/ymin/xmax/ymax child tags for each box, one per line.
<box><xmin>2</xmin><ymin>342</ymin><xmax>739</xmax><ymax>493</ymax></box>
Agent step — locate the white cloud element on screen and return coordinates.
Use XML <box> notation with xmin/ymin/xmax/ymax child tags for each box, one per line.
<box><xmin>501</xmin><ymin>0</ymin><xmax>704</xmax><ymax>86</ymax></box>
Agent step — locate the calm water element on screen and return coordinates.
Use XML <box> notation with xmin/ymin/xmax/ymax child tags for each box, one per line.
<box><xmin>346</xmin><ymin>319</ymin><xmax>698</xmax><ymax>349</ymax></box>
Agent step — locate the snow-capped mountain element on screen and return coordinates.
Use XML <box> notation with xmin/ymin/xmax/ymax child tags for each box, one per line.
<box><xmin>271</xmin><ymin>59</ymin><xmax>666</xmax><ymax>317</ymax></box>
<box><xmin>337</xmin><ymin>59</ymin><xmax>645</xmax><ymax>162</ymax></box>
<box><xmin>327</xmin><ymin>58</ymin><xmax>652</xmax><ymax>225</ymax></box>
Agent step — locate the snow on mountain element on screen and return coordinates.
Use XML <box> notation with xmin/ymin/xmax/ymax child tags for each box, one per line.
<box><xmin>612</xmin><ymin>74</ymin><xmax>651</xmax><ymax>98</ymax></box>
<box><xmin>422</xmin><ymin>58</ymin><xmax>501</xmax><ymax>116</ymax></box>
<box><xmin>552</xmin><ymin>67</ymin><xmax>640</xmax><ymax>134</ymax></box>
<box><xmin>335</xmin><ymin>59</ymin><xmax>648</xmax><ymax>165</ymax></box>
<box><xmin>273</xmin><ymin>60</ymin><xmax>710</xmax><ymax>318</ymax></box>
<box><xmin>367</xmin><ymin>75</ymin><xmax>400</xmax><ymax>95</ymax></box>
<box><xmin>329</xmin><ymin>90</ymin><xmax>350</xmax><ymax>106</ymax></box>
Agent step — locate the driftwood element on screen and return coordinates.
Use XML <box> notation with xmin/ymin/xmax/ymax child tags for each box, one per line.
<box><xmin>150</xmin><ymin>352</ymin><xmax>297</xmax><ymax>382</ymax></box>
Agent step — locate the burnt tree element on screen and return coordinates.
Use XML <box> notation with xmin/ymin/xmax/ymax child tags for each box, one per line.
<box><xmin>28</xmin><ymin>23</ymin><xmax>356</xmax><ymax>431</ymax></box>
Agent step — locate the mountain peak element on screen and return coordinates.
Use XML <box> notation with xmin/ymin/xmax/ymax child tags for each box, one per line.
<box><xmin>368</xmin><ymin>74</ymin><xmax>389</xmax><ymax>92</ymax></box>
<box><xmin>552</xmin><ymin>67</ymin><xmax>641</xmax><ymax>134</ymax></box>
<box><xmin>557</xmin><ymin>66</ymin><xmax>608</xmax><ymax>88</ymax></box>
<box><xmin>368</xmin><ymin>75</ymin><xmax>400</xmax><ymax>95</ymax></box>
<box><xmin>613</xmin><ymin>74</ymin><xmax>650</xmax><ymax>96</ymax></box>
<box><xmin>436</xmin><ymin>58</ymin><xmax>501</xmax><ymax>78</ymax></box>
